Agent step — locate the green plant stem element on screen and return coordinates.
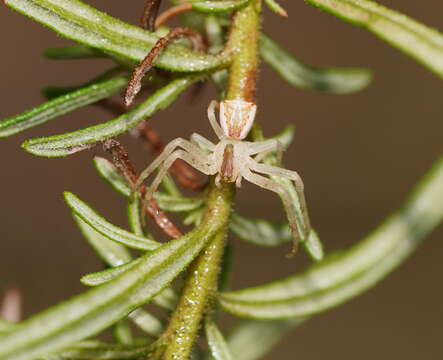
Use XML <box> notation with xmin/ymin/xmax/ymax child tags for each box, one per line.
<box><xmin>225</xmin><ymin>0</ymin><xmax>262</xmax><ymax>101</ymax></box>
<box><xmin>160</xmin><ymin>232</ymin><xmax>229</xmax><ymax>359</ymax></box>
<box><xmin>150</xmin><ymin>180</ymin><xmax>234</xmax><ymax>360</ymax></box>
<box><xmin>151</xmin><ymin>2</ymin><xmax>262</xmax><ymax>358</ymax></box>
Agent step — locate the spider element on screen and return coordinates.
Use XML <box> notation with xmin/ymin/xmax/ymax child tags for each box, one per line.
<box><xmin>136</xmin><ymin>100</ymin><xmax>311</xmax><ymax>253</ymax></box>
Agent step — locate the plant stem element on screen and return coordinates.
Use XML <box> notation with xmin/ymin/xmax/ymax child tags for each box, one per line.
<box><xmin>151</xmin><ymin>2</ymin><xmax>263</xmax><ymax>358</ymax></box>
<box><xmin>151</xmin><ymin>180</ymin><xmax>234</xmax><ymax>360</ymax></box>
<box><xmin>225</xmin><ymin>0</ymin><xmax>262</xmax><ymax>101</ymax></box>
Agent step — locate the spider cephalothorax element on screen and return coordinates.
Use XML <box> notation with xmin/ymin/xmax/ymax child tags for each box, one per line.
<box><xmin>136</xmin><ymin>100</ymin><xmax>311</xmax><ymax>253</ymax></box>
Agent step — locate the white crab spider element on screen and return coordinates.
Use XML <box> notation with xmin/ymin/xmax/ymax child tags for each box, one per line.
<box><xmin>136</xmin><ymin>100</ymin><xmax>311</xmax><ymax>253</ymax></box>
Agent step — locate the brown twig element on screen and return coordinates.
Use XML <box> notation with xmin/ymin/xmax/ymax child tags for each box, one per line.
<box><xmin>140</xmin><ymin>0</ymin><xmax>163</xmax><ymax>31</ymax></box>
<box><xmin>154</xmin><ymin>3</ymin><xmax>193</xmax><ymax>28</ymax></box>
<box><xmin>103</xmin><ymin>139</ymin><xmax>182</xmax><ymax>239</ymax></box>
<box><xmin>124</xmin><ymin>27</ymin><xmax>205</xmax><ymax>107</ymax></box>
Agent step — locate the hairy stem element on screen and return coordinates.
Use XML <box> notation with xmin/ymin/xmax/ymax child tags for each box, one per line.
<box><xmin>225</xmin><ymin>0</ymin><xmax>262</xmax><ymax>101</ymax></box>
<box><xmin>151</xmin><ymin>180</ymin><xmax>234</xmax><ymax>359</ymax></box>
<box><xmin>151</xmin><ymin>1</ymin><xmax>263</xmax><ymax>358</ymax></box>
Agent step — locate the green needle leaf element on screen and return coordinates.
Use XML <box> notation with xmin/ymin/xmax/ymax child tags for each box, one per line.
<box><xmin>39</xmin><ymin>340</ymin><xmax>152</xmax><ymax>360</ymax></box>
<box><xmin>127</xmin><ymin>308</ymin><xmax>163</xmax><ymax>337</ymax></box>
<box><xmin>112</xmin><ymin>320</ymin><xmax>133</xmax><ymax>344</ymax></box>
<box><xmin>230</xmin><ymin>214</ymin><xmax>291</xmax><ymax>247</ymax></box>
<box><xmin>205</xmin><ymin>319</ymin><xmax>233</xmax><ymax>360</ymax></box>
<box><xmin>305</xmin><ymin>0</ymin><xmax>443</xmax><ymax>78</ymax></box>
<box><xmin>127</xmin><ymin>194</ymin><xmax>145</xmax><ymax>236</ymax></box>
<box><xmin>6</xmin><ymin>0</ymin><xmax>228</xmax><ymax>71</ymax></box>
<box><xmin>0</xmin><ymin>224</ymin><xmax>216</xmax><ymax>360</ymax></box>
<box><xmin>269</xmin><ymin>124</ymin><xmax>295</xmax><ymax>151</ymax></box>
<box><xmin>65</xmin><ymin>192</ymin><xmax>160</xmax><ymax>251</ymax></box>
<box><xmin>193</xmin><ymin>0</ymin><xmax>251</xmax><ymax>13</ymax></box>
<box><xmin>93</xmin><ymin>157</ymin><xmax>131</xmax><ymax>197</ymax></box>
<box><xmin>264</xmin><ymin>0</ymin><xmax>288</xmax><ymax>18</ymax></box>
<box><xmin>81</xmin><ymin>259</ymin><xmax>141</xmax><ymax>286</ymax></box>
<box><xmin>22</xmin><ymin>75</ymin><xmax>204</xmax><ymax>157</ymax></box>
<box><xmin>154</xmin><ymin>193</ymin><xmax>204</xmax><ymax>213</ymax></box>
<box><xmin>0</xmin><ymin>320</ymin><xmax>15</xmax><ymax>334</ymax></box>
<box><xmin>0</xmin><ymin>77</ymin><xmax>127</xmax><ymax>138</ymax></box>
<box><xmin>74</xmin><ymin>215</ymin><xmax>132</xmax><ymax>267</ymax></box>
<box><xmin>220</xmin><ymin>154</ymin><xmax>443</xmax><ymax>319</ymax></box>
<box><xmin>226</xmin><ymin>319</ymin><xmax>304</xmax><ymax>360</ymax></box>
<box><xmin>260</xmin><ymin>34</ymin><xmax>372</xmax><ymax>94</ymax></box>
<box><xmin>74</xmin><ymin>213</ymin><xmax>176</xmax><ymax>312</ymax></box>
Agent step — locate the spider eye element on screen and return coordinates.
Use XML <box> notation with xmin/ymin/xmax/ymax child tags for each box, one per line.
<box><xmin>219</xmin><ymin>100</ymin><xmax>257</xmax><ymax>139</ymax></box>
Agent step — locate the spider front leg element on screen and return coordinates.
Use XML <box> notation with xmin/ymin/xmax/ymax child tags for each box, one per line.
<box><xmin>146</xmin><ymin>149</ymin><xmax>214</xmax><ymax>198</ymax></box>
<box><xmin>136</xmin><ymin>137</ymin><xmax>209</xmax><ymax>189</ymax></box>
<box><xmin>241</xmin><ymin>168</ymin><xmax>306</xmax><ymax>256</ymax></box>
<box><xmin>207</xmin><ymin>100</ymin><xmax>224</xmax><ymax>139</ymax></box>
<box><xmin>249</xmin><ymin>139</ymin><xmax>283</xmax><ymax>163</ymax></box>
<box><xmin>190</xmin><ymin>133</ymin><xmax>216</xmax><ymax>152</ymax></box>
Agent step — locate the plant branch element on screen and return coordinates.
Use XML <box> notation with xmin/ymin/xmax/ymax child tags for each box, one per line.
<box><xmin>150</xmin><ymin>1</ymin><xmax>263</xmax><ymax>358</ymax></box>
<box><xmin>225</xmin><ymin>0</ymin><xmax>262</xmax><ymax>101</ymax></box>
<box><xmin>150</xmin><ymin>180</ymin><xmax>235</xmax><ymax>360</ymax></box>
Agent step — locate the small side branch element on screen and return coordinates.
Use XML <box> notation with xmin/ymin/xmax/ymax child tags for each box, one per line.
<box><xmin>155</xmin><ymin>3</ymin><xmax>193</xmax><ymax>28</ymax></box>
<box><xmin>140</xmin><ymin>0</ymin><xmax>163</xmax><ymax>31</ymax></box>
<box><xmin>124</xmin><ymin>27</ymin><xmax>205</xmax><ymax>107</ymax></box>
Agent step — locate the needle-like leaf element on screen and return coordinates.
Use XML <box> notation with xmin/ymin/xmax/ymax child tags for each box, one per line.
<box><xmin>38</xmin><ymin>340</ymin><xmax>152</xmax><ymax>360</ymax></box>
<box><xmin>220</xmin><ymin>154</ymin><xmax>443</xmax><ymax>319</ymax></box>
<box><xmin>0</xmin><ymin>320</ymin><xmax>12</xmax><ymax>333</ymax></box>
<box><xmin>264</xmin><ymin>0</ymin><xmax>288</xmax><ymax>18</ymax></box>
<box><xmin>260</xmin><ymin>34</ymin><xmax>372</xmax><ymax>94</ymax></box>
<box><xmin>127</xmin><ymin>308</ymin><xmax>164</xmax><ymax>337</ymax></box>
<box><xmin>193</xmin><ymin>0</ymin><xmax>251</xmax><ymax>13</ymax></box>
<box><xmin>22</xmin><ymin>75</ymin><xmax>204</xmax><ymax>157</ymax></box>
<box><xmin>80</xmin><ymin>259</ymin><xmax>141</xmax><ymax>286</ymax></box>
<box><xmin>6</xmin><ymin>0</ymin><xmax>228</xmax><ymax>71</ymax></box>
<box><xmin>226</xmin><ymin>319</ymin><xmax>304</xmax><ymax>360</ymax></box>
<box><xmin>74</xmin><ymin>215</ymin><xmax>132</xmax><ymax>266</ymax></box>
<box><xmin>127</xmin><ymin>194</ymin><xmax>145</xmax><ymax>236</ymax></box>
<box><xmin>93</xmin><ymin>157</ymin><xmax>131</xmax><ymax>197</ymax></box>
<box><xmin>305</xmin><ymin>0</ymin><xmax>443</xmax><ymax>78</ymax></box>
<box><xmin>154</xmin><ymin>193</ymin><xmax>204</xmax><ymax>213</ymax></box>
<box><xmin>0</xmin><ymin>224</ymin><xmax>216</xmax><ymax>360</ymax></box>
<box><xmin>204</xmin><ymin>319</ymin><xmax>233</xmax><ymax>360</ymax></box>
<box><xmin>65</xmin><ymin>192</ymin><xmax>160</xmax><ymax>251</ymax></box>
<box><xmin>74</xmin><ymin>214</ymin><xmax>177</xmax><ymax>312</ymax></box>
<box><xmin>0</xmin><ymin>77</ymin><xmax>127</xmax><ymax>138</ymax></box>
<box><xmin>230</xmin><ymin>214</ymin><xmax>291</xmax><ymax>247</ymax></box>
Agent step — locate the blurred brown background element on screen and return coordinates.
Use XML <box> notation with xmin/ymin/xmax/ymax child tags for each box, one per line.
<box><xmin>1</xmin><ymin>1</ymin><xmax>442</xmax><ymax>359</ymax></box>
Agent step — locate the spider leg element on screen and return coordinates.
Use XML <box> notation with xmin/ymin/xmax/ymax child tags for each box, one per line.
<box><xmin>208</xmin><ymin>100</ymin><xmax>224</xmax><ymax>139</ymax></box>
<box><xmin>147</xmin><ymin>149</ymin><xmax>214</xmax><ymax>198</ymax></box>
<box><xmin>241</xmin><ymin>168</ymin><xmax>304</xmax><ymax>256</ymax></box>
<box><xmin>250</xmin><ymin>162</ymin><xmax>311</xmax><ymax>238</ymax></box>
<box><xmin>136</xmin><ymin>137</ymin><xmax>209</xmax><ymax>189</ymax></box>
<box><xmin>248</xmin><ymin>139</ymin><xmax>283</xmax><ymax>163</ymax></box>
<box><xmin>190</xmin><ymin>133</ymin><xmax>216</xmax><ymax>152</ymax></box>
